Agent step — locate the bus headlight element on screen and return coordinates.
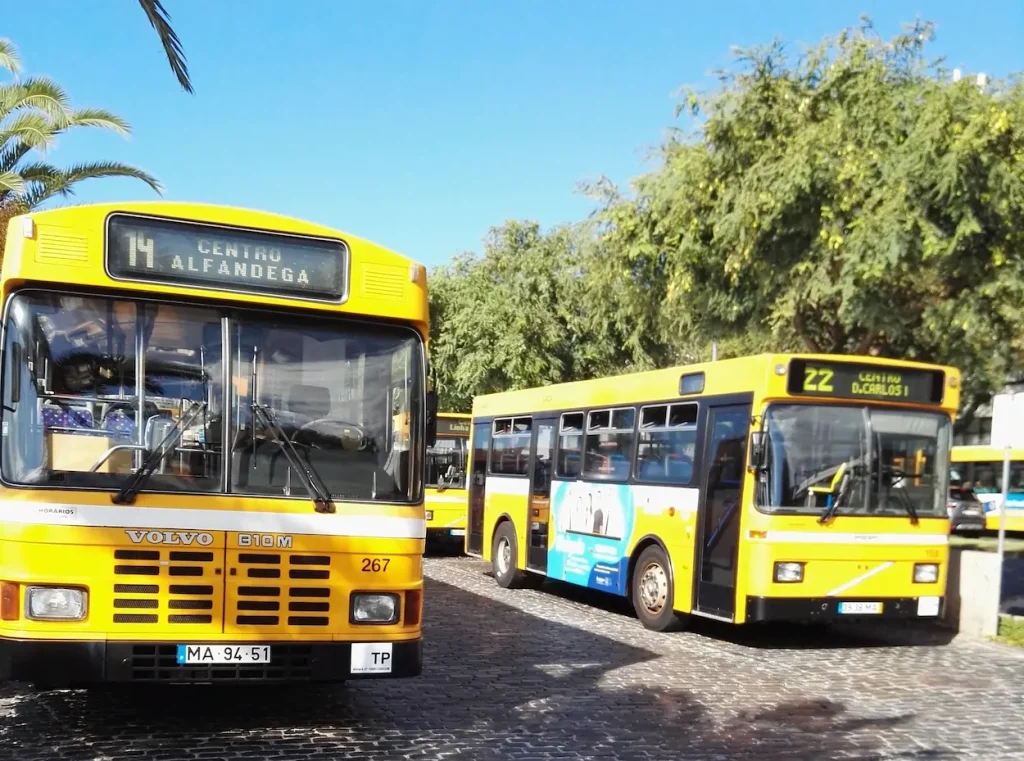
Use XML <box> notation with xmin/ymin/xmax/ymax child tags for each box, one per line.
<box><xmin>913</xmin><ymin>563</ymin><xmax>939</xmax><ymax>584</ymax></box>
<box><xmin>350</xmin><ymin>593</ymin><xmax>399</xmax><ymax>624</ymax></box>
<box><xmin>25</xmin><ymin>586</ymin><xmax>87</xmax><ymax>621</ymax></box>
<box><xmin>774</xmin><ymin>562</ymin><xmax>804</xmax><ymax>583</ymax></box>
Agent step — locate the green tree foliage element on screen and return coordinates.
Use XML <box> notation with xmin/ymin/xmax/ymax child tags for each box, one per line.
<box><xmin>428</xmin><ymin>220</ymin><xmax>629</xmax><ymax>411</ymax></box>
<box><xmin>0</xmin><ymin>38</ymin><xmax>162</xmax><ymax>262</ymax></box>
<box><xmin>589</xmin><ymin>19</ymin><xmax>1024</xmax><ymax>423</ymax></box>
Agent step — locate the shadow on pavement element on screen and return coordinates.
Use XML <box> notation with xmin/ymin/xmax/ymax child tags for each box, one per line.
<box><xmin>0</xmin><ymin>578</ymin><xmax>952</xmax><ymax>761</ymax></box>
<box><xmin>454</xmin><ymin>557</ymin><xmax>959</xmax><ymax>651</ymax></box>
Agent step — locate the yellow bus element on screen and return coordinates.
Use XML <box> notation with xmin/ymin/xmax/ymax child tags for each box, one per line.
<box><xmin>425</xmin><ymin>413</ymin><xmax>470</xmax><ymax>542</ymax></box>
<box><xmin>950</xmin><ymin>445</ymin><xmax>1024</xmax><ymax>533</ymax></box>
<box><xmin>0</xmin><ymin>202</ymin><xmax>434</xmax><ymax>687</ymax></box>
<box><xmin>466</xmin><ymin>353</ymin><xmax>959</xmax><ymax>630</ymax></box>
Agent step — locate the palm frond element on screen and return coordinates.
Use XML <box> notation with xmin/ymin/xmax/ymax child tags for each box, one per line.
<box><xmin>0</xmin><ymin>170</ymin><xmax>25</xmax><ymax>195</ymax></box>
<box><xmin>0</xmin><ymin>39</ymin><xmax>20</xmax><ymax>77</ymax></box>
<box><xmin>64</xmin><ymin>107</ymin><xmax>132</xmax><ymax>136</ymax></box>
<box><xmin>12</xmin><ymin>161</ymin><xmax>63</xmax><ymax>183</ymax></box>
<box><xmin>0</xmin><ymin>141</ymin><xmax>32</xmax><ymax>174</ymax></box>
<box><xmin>0</xmin><ymin>112</ymin><xmax>57</xmax><ymax>152</ymax></box>
<box><xmin>19</xmin><ymin>160</ymin><xmax>163</xmax><ymax>208</ymax></box>
<box><xmin>137</xmin><ymin>0</ymin><xmax>193</xmax><ymax>94</ymax></box>
<box><xmin>0</xmin><ymin>77</ymin><xmax>73</xmax><ymax>122</ymax></box>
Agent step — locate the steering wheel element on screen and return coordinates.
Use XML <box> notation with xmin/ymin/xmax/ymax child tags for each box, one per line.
<box><xmin>295</xmin><ymin>418</ymin><xmax>373</xmax><ymax>452</ymax></box>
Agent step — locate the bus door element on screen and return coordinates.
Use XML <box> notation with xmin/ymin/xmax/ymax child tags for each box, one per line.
<box><xmin>526</xmin><ymin>417</ymin><xmax>556</xmax><ymax>572</ymax></box>
<box><xmin>467</xmin><ymin>421</ymin><xmax>490</xmax><ymax>555</ymax></box>
<box><xmin>694</xmin><ymin>403</ymin><xmax>751</xmax><ymax>619</ymax></box>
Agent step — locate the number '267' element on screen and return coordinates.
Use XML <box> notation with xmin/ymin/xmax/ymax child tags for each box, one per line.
<box><xmin>362</xmin><ymin>558</ymin><xmax>390</xmax><ymax>572</ymax></box>
<box><xmin>803</xmin><ymin>367</ymin><xmax>834</xmax><ymax>392</ymax></box>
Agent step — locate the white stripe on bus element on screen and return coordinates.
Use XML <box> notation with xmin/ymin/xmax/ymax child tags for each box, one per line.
<box><xmin>485</xmin><ymin>476</ymin><xmax>531</xmax><ymax>496</ymax></box>
<box><xmin>0</xmin><ymin>502</ymin><xmax>425</xmax><ymax>539</ymax></box>
<box><xmin>826</xmin><ymin>561</ymin><xmax>895</xmax><ymax>596</ymax></box>
<box><xmin>755</xmin><ymin>531</ymin><xmax>948</xmax><ymax>546</ymax></box>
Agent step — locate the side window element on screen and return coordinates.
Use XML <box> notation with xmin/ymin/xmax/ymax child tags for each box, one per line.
<box><xmin>556</xmin><ymin>412</ymin><xmax>584</xmax><ymax>479</ymax></box>
<box><xmin>583</xmin><ymin>407</ymin><xmax>635</xmax><ymax>482</ymax></box>
<box><xmin>635</xmin><ymin>402</ymin><xmax>698</xmax><ymax>484</ymax></box>
<box><xmin>490</xmin><ymin>417</ymin><xmax>532</xmax><ymax>476</ymax></box>
<box><xmin>533</xmin><ymin>422</ymin><xmax>554</xmax><ymax>495</ymax></box>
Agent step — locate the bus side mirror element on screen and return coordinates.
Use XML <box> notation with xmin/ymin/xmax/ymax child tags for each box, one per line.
<box><xmin>425</xmin><ymin>390</ymin><xmax>437</xmax><ymax>447</ymax></box>
<box><xmin>749</xmin><ymin>431</ymin><xmax>766</xmax><ymax>471</ymax></box>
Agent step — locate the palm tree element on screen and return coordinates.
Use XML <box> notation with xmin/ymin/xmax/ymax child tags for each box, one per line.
<box><xmin>0</xmin><ymin>38</ymin><xmax>163</xmax><ymax>260</ymax></box>
<box><xmin>137</xmin><ymin>0</ymin><xmax>192</xmax><ymax>94</ymax></box>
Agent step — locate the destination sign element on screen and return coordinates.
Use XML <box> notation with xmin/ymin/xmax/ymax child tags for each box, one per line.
<box><xmin>437</xmin><ymin>417</ymin><xmax>471</xmax><ymax>437</ymax></box>
<box><xmin>787</xmin><ymin>359</ymin><xmax>944</xmax><ymax>404</ymax></box>
<box><xmin>106</xmin><ymin>214</ymin><xmax>347</xmax><ymax>301</ymax></box>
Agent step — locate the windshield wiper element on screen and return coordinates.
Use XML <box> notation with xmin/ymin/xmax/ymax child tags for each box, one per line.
<box><xmin>252</xmin><ymin>402</ymin><xmax>335</xmax><ymax>514</ymax></box>
<box><xmin>817</xmin><ymin>462</ymin><xmax>863</xmax><ymax>524</ymax></box>
<box><xmin>113</xmin><ymin>401</ymin><xmax>208</xmax><ymax>505</ymax></box>
<box><xmin>878</xmin><ymin>466</ymin><xmax>919</xmax><ymax>525</ymax></box>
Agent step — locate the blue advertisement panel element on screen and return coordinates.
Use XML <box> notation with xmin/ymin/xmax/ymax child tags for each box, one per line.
<box><xmin>547</xmin><ymin>480</ymin><xmax>635</xmax><ymax>595</ymax></box>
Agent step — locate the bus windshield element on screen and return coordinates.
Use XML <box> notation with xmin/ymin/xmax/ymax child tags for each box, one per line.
<box><xmin>425</xmin><ymin>437</ymin><xmax>467</xmax><ymax>489</ymax></box>
<box><xmin>1</xmin><ymin>290</ymin><xmax>423</xmax><ymax>503</ymax></box>
<box><xmin>760</xmin><ymin>404</ymin><xmax>951</xmax><ymax>518</ymax></box>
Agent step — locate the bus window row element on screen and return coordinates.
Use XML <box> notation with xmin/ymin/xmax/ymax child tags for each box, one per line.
<box><xmin>487</xmin><ymin>401</ymin><xmax>699</xmax><ymax>487</ymax></box>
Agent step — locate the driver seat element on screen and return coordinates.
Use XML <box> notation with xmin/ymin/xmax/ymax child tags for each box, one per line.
<box><xmin>287</xmin><ymin>384</ymin><xmax>332</xmax><ymax>425</ymax></box>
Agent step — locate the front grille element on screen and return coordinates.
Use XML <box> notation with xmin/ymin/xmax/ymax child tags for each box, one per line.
<box><xmin>112</xmin><ymin>549</ymin><xmax>217</xmax><ymax>627</ymax></box>
<box><xmin>127</xmin><ymin>644</ymin><xmax>315</xmax><ymax>682</ymax></box>
<box><xmin>231</xmin><ymin>553</ymin><xmax>333</xmax><ymax>628</ymax></box>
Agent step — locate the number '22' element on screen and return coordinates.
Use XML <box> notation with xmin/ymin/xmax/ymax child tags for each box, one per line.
<box><xmin>804</xmin><ymin>367</ymin><xmax>834</xmax><ymax>392</ymax></box>
<box><xmin>362</xmin><ymin>558</ymin><xmax>391</xmax><ymax>572</ymax></box>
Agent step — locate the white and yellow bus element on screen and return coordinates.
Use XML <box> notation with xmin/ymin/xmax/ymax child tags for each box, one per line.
<box><xmin>951</xmin><ymin>446</ymin><xmax>1024</xmax><ymax>533</ymax></box>
<box><xmin>466</xmin><ymin>353</ymin><xmax>959</xmax><ymax>630</ymax></box>
<box><xmin>0</xmin><ymin>202</ymin><xmax>433</xmax><ymax>687</ymax></box>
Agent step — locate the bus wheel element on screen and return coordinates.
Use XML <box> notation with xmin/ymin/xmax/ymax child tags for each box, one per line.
<box><xmin>492</xmin><ymin>522</ymin><xmax>528</xmax><ymax>589</ymax></box>
<box><xmin>631</xmin><ymin>545</ymin><xmax>682</xmax><ymax>632</ymax></box>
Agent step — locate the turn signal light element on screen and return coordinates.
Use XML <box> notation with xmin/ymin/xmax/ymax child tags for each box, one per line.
<box><xmin>1</xmin><ymin>582</ymin><xmax>19</xmax><ymax>620</ymax></box>
<box><xmin>405</xmin><ymin>589</ymin><xmax>422</xmax><ymax>626</ymax></box>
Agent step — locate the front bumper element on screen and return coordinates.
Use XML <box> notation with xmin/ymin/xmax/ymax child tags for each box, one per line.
<box><xmin>745</xmin><ymin>596</ymin><xmax>944</xmax><ymax>623</ymax></box>
<box><xmin>0</xmin><ymin>638</ymin><xmax>422</xmax><ymax>687</ymax></box>
<box><xmin>950</xmin><ymin>514</ymin><xmax>985</xmax><ymax>533</ymax></box>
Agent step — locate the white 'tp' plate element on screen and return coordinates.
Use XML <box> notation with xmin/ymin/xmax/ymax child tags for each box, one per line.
<box><xmin>351</xmin><ymin>642</ymin><xmax>393</xmax><ymax>674</ymax></box>
<box><xmin>917</xmin><ymin>596</ymin><xmax>940</xmax><ymax>617</ymax></box>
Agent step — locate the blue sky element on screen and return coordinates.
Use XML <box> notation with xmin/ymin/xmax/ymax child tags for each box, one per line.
<box><xmin>4</xmin><ymin>1</ymin><xmax>1022</xmax><ymax>268</ymax></box>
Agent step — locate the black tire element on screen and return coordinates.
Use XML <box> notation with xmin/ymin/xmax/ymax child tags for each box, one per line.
<box><xmin>631</xmin><ymin>544</ymin><xmax>684</xmax><ymax>632</ymax></box>
<box><xmin>492</xmin><ymin>521</ymin><xmax>528</xmax><ymax>589</ymax></box>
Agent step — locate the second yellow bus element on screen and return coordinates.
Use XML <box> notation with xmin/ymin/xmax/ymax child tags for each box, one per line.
<box><xmin>466</xmin><ymin>353</ymin><xmax>959</xmax><ymax>630</ymax></box>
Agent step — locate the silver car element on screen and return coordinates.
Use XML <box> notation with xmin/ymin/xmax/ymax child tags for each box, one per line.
<box><xmin>947</xmin><ymin>485</ymin><xmax>986</xmax><ymax>535</ymax></box>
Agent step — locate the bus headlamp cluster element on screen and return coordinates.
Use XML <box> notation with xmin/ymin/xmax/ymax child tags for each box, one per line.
<box><xmin>913</xmin><ymin>563</ymin><xmax>939</xmax><ymax>584</ymax></box>
<box><xmin>350</xmin><ymin>593</ymin><xmax>399</xmax><ymax>624</ymax></box>
<box><xmin>26</xmin><ymin>586</ymin><xmax>87</xmax><ymax>621</ymax></box>
<box><xmin>774</xmin><ymin>562</ymin><xmax>804</xmax><ymax>583</ymax></box>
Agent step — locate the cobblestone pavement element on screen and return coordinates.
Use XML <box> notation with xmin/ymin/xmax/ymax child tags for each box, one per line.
<box><xmin>1</xmin><ymin>554</ymin><xmax>1023</xmax><ymax>761</ymax></box>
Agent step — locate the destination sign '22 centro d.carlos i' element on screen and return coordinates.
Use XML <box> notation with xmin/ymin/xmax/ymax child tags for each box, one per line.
<box><xmin>105</xmin><ymin>213</ymin><xmax>348</xmax><ymax>301</ymax></box>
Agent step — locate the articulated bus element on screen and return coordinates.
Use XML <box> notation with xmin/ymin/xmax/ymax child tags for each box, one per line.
<box><xmin>466</xmin><ymin>353</ymin><xmax>959</xmax><ymax>630</ymax></box>
<box><xmin>425</xmin><ymin>413</ymin><xmax>470</xmax><ymax>543</ymax></box>
<box><xmin>951</xmin><ymin>446</ymin><xmax>1024</xmax><ymax>533</ymax></box>
<box><xmin>0</xmin><ymin>202</ymin><xmax>434</xmax><ymax>687</ymax></box>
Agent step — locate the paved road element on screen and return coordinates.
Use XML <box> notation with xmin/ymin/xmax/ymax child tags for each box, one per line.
<box><xmin>1</xmin><ymin>555</ymin><xmax>1022</xmax><ymax>761</ymax></box>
